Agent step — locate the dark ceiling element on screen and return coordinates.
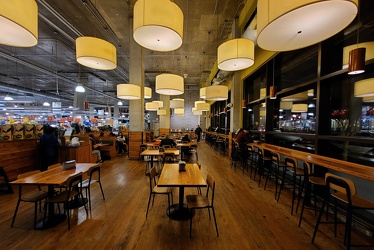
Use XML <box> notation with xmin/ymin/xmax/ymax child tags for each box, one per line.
<box><xmin>0</xmin><ymin>0</ymin><xmax>245</xmax><ymax>115</ymax></box>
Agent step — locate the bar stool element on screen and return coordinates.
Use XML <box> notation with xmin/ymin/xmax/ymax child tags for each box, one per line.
<box><xmin>298</xmin><ymin>162</ymin><xmax>326</xmax><ymax>227</ymax></box>
<box><xmin>264</xmin><ymin>152</ymin><xmax>286</xmax><ymax>199</ymax></box>
<box><xmin>277</xmin><ymin>157</ymin><xmax>305</xmax><ymax>215</ymax></box>
<box><xmin>255</xmin><ymin>147</ymin><xmax>272</xmax><ymax>187</ymax></box>
<box><xmin>312</xmin><ymin>173</ymin><xmax>374</xmax><ymax>249</ymax></box>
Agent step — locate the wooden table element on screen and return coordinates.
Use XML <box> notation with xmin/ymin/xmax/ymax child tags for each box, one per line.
<box><xmin>158</xmin><ymin>163</ymin><xmax>206</xmax><ymax>221</ymax></box>
<box><xmin>11</xmin><ymin>163</ymin><xmax>97</xmax><ymax>229</ymax></box>
<box><xmin>140</xmin><ymin>149</ymin><xmax>180</xmax><ymax>172</ymax></box>
<box><xmin>250</xmin><ymin>142</ymin><xmax>374</xmax><ymax>181</ymax></box>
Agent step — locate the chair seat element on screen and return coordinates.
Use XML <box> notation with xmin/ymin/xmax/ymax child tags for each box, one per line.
<box><xmin>79</xmin><ymin>179</ymin><xmax>98</xmax><ymax>188</ymax></box>
<box><xmin>45</xmin><ymin>190</ymin><xmax>78</xmax><ymax>203</ymax></box>
<box><xmin>22</xmin><ymin>190</ymin><xmax>48</xmax><ymax>202</ymax></box>
<box><xmin>289</xmin><ymin>168</ymin><xmax>304</xmax><ymax>175</ymax></box>
<box><xmin>332</xmin><ymin>192</ymin><xmax>374</xmax><ymax>209</ymax></box>
<box><xmin>278</xmin><ymin>161</ymin><xmax>286</xmax><ymax>167</ymax></box>
<box><xmin>309</xmin><ymin>176</ymin><xmax>325</xmax><ymax>186</ymax></box>
<box><xmin>153</xmin><ymin>186</ymin><xmax>171</xmax><ymax>194</ymax></box>
<box><xmin>263</xmin><ymin>156</ymin><xmax>272</xmax><ymax>161</ymax></box>
<box><xmin>186</xmin><ymin>194</ymin><xmax>210</xmax><ymax>209</ymax></box>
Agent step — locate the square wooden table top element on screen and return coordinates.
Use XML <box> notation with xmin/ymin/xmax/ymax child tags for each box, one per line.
<box><xmin>157</xmin><ymin>163</ymin><xmax>206</xmax><ymax>187</ymax></box>
<box><xmin>11</xmin><ymin>163</ymin><xmax>98</xmax><ymax>186</ymax></box>
<box><xmin>140</xmin><ymin>149</ymin><xmax>180</xmax><ymax>156</ymax></box>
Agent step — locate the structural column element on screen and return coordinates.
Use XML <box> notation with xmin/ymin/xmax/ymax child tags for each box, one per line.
<box><xmin>159</xmin><ymin>95</ymin><xmax>170</xmax><ymax>135</ymax></box>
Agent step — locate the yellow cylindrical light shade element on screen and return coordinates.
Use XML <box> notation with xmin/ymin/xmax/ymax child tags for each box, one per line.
<box><xmin>174</xmin><ymin>108</ymin><xmax>184</xmax><ymax>115</ymax></box>
<box><xmin>354</xmin><ymin>78</ymin><xmax>374</xmax><ymax>97</ymax></box>
<box><xmin>194</xmin><ymin>101</ymin><xmax>205</xmax><ymax>107</ymax></box>
<box><xmin>192</xmin><ymin>107</ymin><xmax>203</xmax><ymax>115</ymax></box>
<box><xmin>343</xmin><ymin>42</ymin><xmax>374</xmax><ymax>69</ymax></box>
<box><xmin>157</xmin><ymin>109</ymin><xmax>168</xmax><ymax>115</ymax></box>
<box><xmin>153</xmin><ymin>101</ymin><xmax>164</xmax><ymax>108</ymax></box>
<box><xmin>260</xmin><ymin>88</ymin><xmax>266</xmax><ymax>98</ymax></box>
<box><xmin>117</xmin><ymin>84</ymin><xmax>141</xmax><ymax>100</ymax></box>
<box><xmin>205</xmin><ymin>86</ymin><xmax>228</xmax><ymax>101</ymax></box>
<box><xmin>196</xmin><ymin>103</ymin><xmax>210</xmax><ymax>111</ymax></box>
<box><xmin>291</xmin><ymin>104</ymin><xmax>308</xmax><ymax>113</ymax></box>
<box><xmin>280</xmin><ymin>101</ymin><xmax>293</xmax><ymax>110</ymax></box>
<box><xmin>144</xmin><ymin>87</ymin><xmax>152</xmax><ymax>99</ymax></box>
<box><xmin>307</xmin><ymin>89</ymin><xmax>314</xmax><ymax>97</ymax></box>
<box><xmin>133</xmin><ymin>0</ymin><xmax>183</xmax><ymax>52</ymax></box>
<box><xmin>260</xmin><ymin>110</ymin><xmax>266</xmax><ymax>117</ymax></box>
<box><xmin>362</xmin><ymin>96</ymin><xmax>374</xmax><ymax>103</ymax></box>
<box><xmin>218</xmin><ymin>38</ymin><xmax>255</xmax><ymax>71</ymax></box>
<box><xmin>0</xmin><ymin>0</ymin><xmax>38</xmax><ymax>47</ymax></box>
<box><xmin>170</xmin><ymin>98</ymin><xmax>184</xmax><ymax>108</ymax></box>
<box><xmin>281</xmin><ymin>92</ymin><xmax>308</xmax><ymax>101</ymax></box>
<box><xmin>257</xmin><ymin>0</ymin><xmax>358</xmax><ymax>51</ymax></box>
<box><xmin>200</xmin><ymin>87</ymin><xmax>206</xmax><ymax>99</ymax></box>
<box><xmin>76</xmin><ymin>37</ymin><xmax>117</xmax><ymax>70</ymax></box>
<box><xmin>156</xmin><ymin>74</ymin><xmax>184</xmax><ymax>95</ymax></box>
<box><xmin>145</xmin><ymin>102</ymin><xmax>159</xmax><ymax>111</ymax></box>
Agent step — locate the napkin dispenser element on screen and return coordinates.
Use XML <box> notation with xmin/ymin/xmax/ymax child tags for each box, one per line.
<box><xmin>62</xmin><ymin>160</ymin><xmax>76</xmax><ymax>170</ymax></box>
<box><xmin>178</xmin><ymin>161</ymin><xmax>186</xmax><ymax>172</ymax></box>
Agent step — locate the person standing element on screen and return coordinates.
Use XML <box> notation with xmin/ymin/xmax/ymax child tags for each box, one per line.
<box><xmin>195</xmin><ymin>125</ymin><xmax>202</xmax><ymax>142</ymax></box>
<box><xmin>116</xmin><ymin>132</ymin><xmax>127</xmax><ymax>155</ymax></box>
<box><xmin>39</xmin><ymin>125</ymin><xmax>60</xmax><ymax>171</ymax></box>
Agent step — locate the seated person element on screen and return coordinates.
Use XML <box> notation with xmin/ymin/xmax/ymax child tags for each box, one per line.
<box><xmin>181</xmin><ymin>134</ymin><xmax>191</xmax><ymax>143</ymax></box>
<box><xmin>235</xmin><ymin>128</ymin><xmax>253</xmax><ymax>160</ymax></box>
<box><xmin>159</xmin><ymin>135</ymin><xmax>176</xmax><ymax>148</ymax></box>
<box><xmin>181</xmin><ymin>134</ymin><xmax>191</xmax><ymax>156</ymax></box>
<box><xmin>89</xmin><ymin>134</ymin><xmax>103</xmax><ymax>163</ymax></box>
<box><xmin>116</xmin><ymin>132</ymin><xmax>127</xmax><ymax>154</ymax></box>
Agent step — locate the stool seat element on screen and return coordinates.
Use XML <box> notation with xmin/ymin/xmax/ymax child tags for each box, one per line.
<box><xmin>332</xmin><ymin>192</ymin><xmax>374</xmax><ymax>209</ymax></box>
<box><xmin>308</xmin><ymin>176</ymin><xmax>325</xmax><ymax>186</ymax></box>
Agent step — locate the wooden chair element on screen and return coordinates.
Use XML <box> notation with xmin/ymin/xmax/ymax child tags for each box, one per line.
<box><xmin>298</xmin><ymin>162</ymin><xmax>326</xmax><ymax>227</ymax></box>
<box><xmin>11</xmin><ymin>170</ymin><xmax>48</xmax><ymax>229</ymax></box>
<box><xmin>79</xmin><ymin>165</ymin><xmax>105</xmax><ymax>211</ymax></box>
<box><xmin>138</xmin><ymin>144</ymin><xmax>147</xmax><ymax>162</ymax></box>
<box><xmin>196</xmin><ymin>162</ymin><xmax>202</xmax><ymax>194</ymax></box>
<box><xmin>312</xmin><ymin>173</ymin><xmax>374</xmax><ymax>249</ymax></box>
<box><xmin>43</xmin><ymin>172</ymin><xmax>88</xmax><ymax>230</ymax></box>
<box><xmin>186</xmin><ymin>174</ymin><xmax>218</xmax><ymax>238</ymax></box>
<box><xmin>146</xmin><ymin>166</ymin><xmax>173</xmax><ymax>218</ymax></box>
<box><xmin>255</xmin><ymin>147</ymin><xmax>272</xmax><ymax>187</ymax></box>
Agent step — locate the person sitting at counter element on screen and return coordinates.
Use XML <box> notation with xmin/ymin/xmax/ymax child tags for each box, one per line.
<box><xmin>89</xmin><ymin>134</ymin><xmax>103</xmax><ymax>163</ymax></box>
<box><xmin>235</xmin><ymin>128</ymin><xmax>253</xmax><ymax>160</ymax></box>
<box><xmin>160</xmin><ymin>135</ymin><xmax>176</xmax><ymax>148</ymax></box>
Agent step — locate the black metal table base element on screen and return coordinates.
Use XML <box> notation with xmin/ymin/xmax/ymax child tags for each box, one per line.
<box><xmin>166</xmin><ymin>204</ymin><xmax>194</xmax><ymax>221</ymax></box>
<box><xmin>35</xmin><ymin>214</ymin><xmax>66</xmax><ymax>229</ymax></box>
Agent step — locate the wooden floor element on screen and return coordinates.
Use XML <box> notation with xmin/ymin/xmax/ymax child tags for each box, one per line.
<box><xmin>0</xmin><ymin>141</ymin><xmax>372</xmax><ymax>249</ymax></box>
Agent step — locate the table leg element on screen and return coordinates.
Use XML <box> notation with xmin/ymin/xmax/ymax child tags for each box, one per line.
<box><xmin>166</xmin><ymin>187</ymin><xmax>194</xmax><ymax>221</ymax></box>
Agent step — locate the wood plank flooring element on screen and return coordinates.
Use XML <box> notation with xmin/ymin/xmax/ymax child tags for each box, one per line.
<box><xmin>0</xmin><ymin>141</ymin><xmax>372</xmax><ymax>249</ymax></box>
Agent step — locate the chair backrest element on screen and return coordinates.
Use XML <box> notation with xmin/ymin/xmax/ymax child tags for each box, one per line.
<box><xmin>140</xmin><ymin>145</ymin><xmax>147</xmax><ymax>152</ymax></box>
<box><xmin>325</xmin><ymin>173</ymin><xmax>356</xmax><ymax>196</ymax></box>
<box><xmin>162</xmin><ymin>153</ymin><xmax>175</xmax><ymax>162</ymax></box>
<box><xmin>48</xmin><ymin>163</ymin><xmax>62</xmax><ymax>170</ymax></box>
<box><xmin>149</xmin><ymin>167</ymin><xmax>158</xmax><ymax>192</ymax></box>
<box><xmin>271</xmin><ymin>152</ymin><xmax>280</xmax><ymax>165</ymax></box>
<box><xmin>88</xmin><ymin>165</ymin><xmax>101</xmax><ymax>182</ymax></box>
<box><xmin>206</xmin><ymin>174</ymin><xmax>216</xmax><ymax>206</ymax></box>
<box><xmin>285</xmin><ymin>157</ymin><xmax>297</xmax><ymax>169</ymax></box>
<box><xmin>66</xmin><ymin>172</ymin><xmax>83</xmax><ymax>191</ymax></box>
<box><xmin>18</xmin><ymin>170</ymin><xmax>41</xmax><ymax>179</ymax></box>
<box><xmin>303</xmin><ymin>161</ymin><xmax>312</xmax><ymax>176</ymax></box>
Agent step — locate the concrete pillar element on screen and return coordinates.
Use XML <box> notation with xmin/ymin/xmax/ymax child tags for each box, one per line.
<box><xmin>159</xmin><ymin>95</ymin><xmax>170</xmax><ymax>129</ymax></box>
<box><xmin>129</xmin><ymin>19</ymin><xmax>144</xmax><ymax>132</ymax></box>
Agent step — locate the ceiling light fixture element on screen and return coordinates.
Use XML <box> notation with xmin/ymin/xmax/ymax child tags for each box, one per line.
<box><xmin>157</xmin><ymin>109</ymin><xmax>168</xmax><ymax>116</ymax></box>
<box><xmin>281</xmin><ymin>92</ymin><xmax>308</xmax><ymax>102</ymax></box>
<box><xmin>257</xmin><ymin>0</ymin><xmax>358</xmax><ymax>51</ymax></box>
<box><xmin>75</xmin><ymin>84</ymin><xmax>85</xmax><ymax>93</ymax></box>
<box><xmin>192</xmin><ymin>107</ymin><xmax>202</xmax><ymax>116</ymax></box>
<box><xmin>4</xmin><ymin>95</ymin><xmax>13</xmax><ymax>101</ymax></box>
<box><xmin>217</xmin><ymin>38</ymin><xmax>255</xmax><ymax>71</ymax></box>
<box><xmin>76</xmin><ymin>36</ymin><xmax>117</xmax><ymax>70</ymax></box>
<box><xmin>117</xmin><ymin>84</ymin><xmax>141</xmax><ymax>100</ymax></box>
<box><xmin>145</xmin><ymin>102</ymin><xmax>159</xmax><ymax>111</ymax></box>
<box><xmin>205</xmin><ymin>86</ymin><xmax>228</xmax><ymax>101</ymax></box>
<box><xmin>144</xmin><ymin>87</ymin><xmax>152</xmax><ymax>99</ymax></box>
<box><xmin>43</xmin><ymin>101</ymin><xmax>50</xmax><ymax>107</ymax></box>
<box><xmin>291</xmin><ymin>104</ymin><xmax>308</xmax><ymax>113</ymax></box>
<box><xmin>196</xmin><ymin>102</ymin><xmax>210</xmax><ymax>111</ymax></box>
<box><xmin>170</xmin><ymin>98</ymin><xmax>184</xmax><ymax>109</ymax></box>
<box><xmin>174</xmin><ymin>108</ymin><xmax>184</xmax><ymax>115</ymax></box>
<box><xmin>354</xmin><ymin>78</ymin><xmax>374</xmax><ymax>97</ymax></box>
<box><xmin>155</xmin><ymin>74</ymin><xmax>184</xmax><ymax>95</ymax></box>
<box><xmin>348</xmin><ymin>1</ymin><xmax>365</xmax><ymax>75</ymax></box>
<box><xmin>117</xmin><ymin>101</ymin><xmax>123</xmax><ymax>106</ymax></box>
<box><xmin>0</xmin><ymin>0</ymin><xmax>38</xmax><ymax>47</ymax></box>
<box><xmin>153</xmin><ymin>101</ymin><xmax>164</xmax><ymax>108</ymax></box>
<box><xmin>133</xmin><ymin>0</ymin><xmax>183</xmax><ymax>52</ymax></box>
<box><xmin>200</xmin><ymin>87</ymin><xmax>206</xmax><ymax>99</ymax></box>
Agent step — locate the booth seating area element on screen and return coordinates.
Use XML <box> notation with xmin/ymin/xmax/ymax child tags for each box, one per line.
<box><xmin>75</xmin><ymin>135</ymin><xmax>119</xmax><ymax>160</ymax></box>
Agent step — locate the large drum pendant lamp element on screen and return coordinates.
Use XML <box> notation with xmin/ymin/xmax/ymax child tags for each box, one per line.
<box><xmin>281</xmin><ymin>92</ymin><xmax>308</xmax><ymax>101</ymax></box>
<box><xmin>76</xmin><ymin>37</ymin><xmax>117</xmax><ymax>70</ymax></box>
<box><xmin>192</xmin><ymin>107</ymin><xmax>203</xmax><ymax>116</ymax></box>
<box><xmin>174</xmin><ymin>108</ymin><xmax>184</xmax><ymax>115</ymax></box>
<box><xmin>200</xmin><ymin>87</ymin><xmax>206</xmax><ymax>99</ymax></box>
<box><xmin>117</xmin><ymin>84</ymin><xmax>141</xmax><ymax>100</ymax></box>
<box><xmin>0</xmin><ymin>0</ymin><xmax>38</xmax><ymax>47</ymax></box>
<box><xmin>145</xmin><ymin>102</ymin><xmax>159</xmax><ymax>111</ymax></box>
<box><xmin>205</xmin><ymin>86</ymin><xmax>228</xmax><ymax>101</ymax></box>
<box><xmin>133</xmin><ymin>0</ymin><xmax>183</xmax><ymax>52</ymax></box>
<box><xmin>257</xmin><ymin>0</ymin><xmax>358</xmax><ymax>51</ymax></box>
<box><xmin>291</xmin><ymin>104</ymin><xmax>308</xmax><ymax>113</ymax></box>
<box><xmin>218</xmin><ymin>38</ymin><xmax>255</xmax><ymax>71</ymax></box>
<box><xmin>153</xmin><ymin>101</ymin><xmax>164</xmax><ymax>108</ymax></box>
<box><xmin>156</xmin><ymin>74</ymin><xmax>184</xmax><ymax>95</ymax></box>
<box><xmin>196</xmin><ymin>103</ymin><xmax>210</xmax><ymax>112</ymax></box>
<box><xmin>354</xmin><ymin>78</ymin><xmax>374</xmax><ymax>97</ymax></box>
<box><xmin>170</xmin><ymin>98</ymin><xmax>184</xmax><ymax>109</ymax></box>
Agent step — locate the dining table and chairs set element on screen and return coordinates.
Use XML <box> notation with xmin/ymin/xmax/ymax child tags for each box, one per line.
<box><xmin>10</xmin><ymin>162</ymin><xmax>105</xmax><ymax>230</ymax></box>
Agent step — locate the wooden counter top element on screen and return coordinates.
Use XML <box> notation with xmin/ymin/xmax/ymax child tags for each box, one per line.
<box><xmin>251</xmin><ymin>142</ymin><xmax>374</xmax><ymax>181</ymax></box>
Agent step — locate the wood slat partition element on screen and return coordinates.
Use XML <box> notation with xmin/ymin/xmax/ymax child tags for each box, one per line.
<box><xmin>128</xmin><ymin>131</ymin><xmax>143</xmax><ymax>159</ymax></box>
<box><xmin>0</xmin><ymin>139</ymin><xmax>39</xmax><ymax>181</ymax></box>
